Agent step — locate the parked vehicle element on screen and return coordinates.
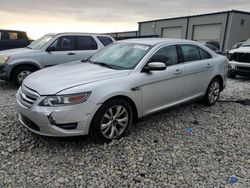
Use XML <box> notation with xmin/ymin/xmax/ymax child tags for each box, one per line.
<box><xmin>228</xmin><ymin>38</ymin><xmax>250</xmax><ymax>78</ymax></box>
<box><xmin>201</xmin><ymin>40</ymin><xmax>220</xmax><ymax>49</ymax></box>
<box><xmin>232</xmin><ymin>41</ymin><xmax>245</xmax><ymax>50</ymax></box>
<box><xmin>0</xmin><ymin>30</ymin><xmax>31</xmax><ymax>51</ymax></box>
<box><xmin>0</xmin><ymin>33</ymin><xmax>114</xmax><ymax>85</ymax></box>
<box><xmin>16</xmin><ymin>38</ymin><xmax>228</xmax><ymax>143</ymax></box>
<box><xmin>204</xmin><ymin>43</ymin><xmax>223</xmax><ymax>55</ymax></box>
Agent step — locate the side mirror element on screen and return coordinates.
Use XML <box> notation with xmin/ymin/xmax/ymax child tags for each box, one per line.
<box><xmin>46</xmin><ymin>46</ymin><xmax>56</xmax><ymax>52</ymax></box>
<box><xmin>143</xmin><ymin>62</ymin><xmax>167</xmax><ymax>72</ymax></box>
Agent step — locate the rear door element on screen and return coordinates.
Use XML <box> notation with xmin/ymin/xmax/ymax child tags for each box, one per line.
<box><xmin>180</xmin><ymin>44</ymin><xmax>213</xmax><ymax>99</ymax></box>
<box><xmin>75</xmin><ymin>36</ymin><xmax>99</xmax><ymax>60</ymax></box>
<box><xmin>42</xmin><ymin>36</ymin><xmax>77</xmax><ymax>67</ymax></box>
<box><xmin>140</xmin><ymin>45</ymin><xmax>184</xmax><ymax>115</ymax></box>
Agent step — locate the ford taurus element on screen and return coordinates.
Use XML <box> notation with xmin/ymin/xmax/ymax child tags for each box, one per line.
<box><xmin>16</xmin><ymin>38</ymin><xmax>228</xmax><ymax>143</ymax></box>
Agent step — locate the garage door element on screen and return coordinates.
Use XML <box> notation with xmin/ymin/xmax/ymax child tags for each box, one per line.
<box><xmin>162</xmin><ymin>27</ymin><xmax>183</xmax><ymax>39</ymax></box>
<box><xmin>193</xmin><ymin>24</ymin><xmax>222</xmax><ymax>42</ymax></box>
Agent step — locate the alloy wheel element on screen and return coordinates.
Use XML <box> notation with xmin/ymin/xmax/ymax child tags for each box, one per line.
<box><xmin>208</xmin><ymin>82</ymin><xmax>220</xmax><ymax>104</ymax></box>
<box><xmin>101</xmin><ymin>105</ymin><xmax>129</xmax><ymax>139</ymax></box>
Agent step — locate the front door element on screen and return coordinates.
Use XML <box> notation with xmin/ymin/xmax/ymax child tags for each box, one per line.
<box><xmin>140</xmin><ymin>45</ymin><xmax>184</xmax><ymax>115</ymax></box>
<box><xmin>42</xmin><ymin>36</ymin><xmax>77</xmax><ymax>67</ymax></box>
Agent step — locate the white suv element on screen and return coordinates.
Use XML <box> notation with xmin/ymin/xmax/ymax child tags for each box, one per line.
<box><xmin>0</xmin><ymin>33</ymin><xmax>114</xmax><ymax>85</ymax></box>
<box><xmin>228</xmin><ymin>38</ymin><xmax>250</xmax><ymax>78</ymax></box>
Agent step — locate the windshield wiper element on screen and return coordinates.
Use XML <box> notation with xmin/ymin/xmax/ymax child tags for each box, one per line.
<box><xmin>82</xmin><ymin>59</ymin><xmax>124</xmax><ymax>70</ymax></box>
<box><xmin>93</xmin><ymin>62</ymin><xmax>116</xmax><ymax>69</ymax></box>
<box><xmin>26</xmin><ymin>46</ymin><xmax>32</xmax><ymax>49</ymax></box>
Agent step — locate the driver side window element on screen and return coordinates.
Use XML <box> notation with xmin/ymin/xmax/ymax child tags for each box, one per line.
<box><xmin>148</xmin><ymin>45</ymin><xmax>179</xmax><ymax>66</ymax></box>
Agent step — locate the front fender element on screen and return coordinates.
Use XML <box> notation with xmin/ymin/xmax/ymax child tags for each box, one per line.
<box><xmin>9</xmin><ymin>59</ymin><xmax>42</xmax><ymax>69</ymax></box>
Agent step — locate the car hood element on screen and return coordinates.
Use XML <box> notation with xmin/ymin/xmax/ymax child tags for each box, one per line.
<box><xmin>0</xmin><ymin>48</ymin><xmax>37</xmax><ymax>56</ymax></box>
<box><xmin>229</xmin><ymin>47</ymin><xmax>250</xmax><ymax>54</ymax></box>
<box><xmin>23</xmin><ymin>61</ymin><xmax>131</xmax><ymax>95</ymax></box>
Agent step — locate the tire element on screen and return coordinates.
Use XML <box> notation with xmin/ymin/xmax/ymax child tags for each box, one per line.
<box><xmin>203</xmin><ymin>78</ymin><xmax>221</xmax><ymax>106</ymax></box>
<box><xmin>227</xmin><ymin>72</ymin><xmax>236</xmax><ymax>78</ymax></box>
<box><xmin>12</xmin><ymin>66</ymin><xmax>37</xmax><ymax>86</ymax></box>
<box><xmin>90</xmin><ymin>98</ymin><xmax>133</xmax><ymax>143</ymax></box>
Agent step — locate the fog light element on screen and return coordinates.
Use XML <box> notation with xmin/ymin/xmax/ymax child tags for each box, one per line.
<box><xmin>55</xmin><ymin>123</ymin><xmax>78</xmax><ymax>130</ymax></box>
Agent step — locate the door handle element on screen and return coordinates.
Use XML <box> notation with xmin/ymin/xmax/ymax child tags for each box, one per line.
<box><xmin>174</xmin><ymin>69</ymin><xmax>183</xmax><ymax>75</ymax></box>
<box><xmin>67</xmin><ymin>52</ymin><xmax>76</xmax><ymax>55</ymax></box>
<box><xmin>206</xmin><ymin>63</ymin><xmax>212</xmax><ymax>68</ymax></box>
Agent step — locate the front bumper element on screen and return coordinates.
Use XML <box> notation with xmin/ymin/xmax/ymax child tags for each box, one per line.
<box><xmin>0</xmin><ymin>64</ymin><xmax>11</xmax><ymax>80</ymax></box>
<box><xmin>16</xmin><ymin>87</ymin><xmax>100</xmax><ymax>137</ymax></box>
<box><xmin>228</xmin><ymin>61</ymin><xmax>250</xmax><ymax>76</ymax></box>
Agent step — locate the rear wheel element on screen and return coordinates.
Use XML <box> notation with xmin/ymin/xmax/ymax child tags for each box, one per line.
<box><xmin>90</xmin><ymin>99</ymin><xmax>133</xmax><ymax>143</ymax></box>
<box><xmin>12</xmin><ymin>66</ymin><xmax>37</xmax><ymax>86</ymax></box>
<box><xmin>203</xmin><ymin>78</ymin><xmax>221</xmax><ymax>106</ymax></box>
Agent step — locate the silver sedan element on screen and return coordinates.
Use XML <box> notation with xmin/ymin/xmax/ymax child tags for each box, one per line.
<box><xmin>16</xmin><ymin>38</ymin><xmax>228</xmax><ymax>143</ymax></box>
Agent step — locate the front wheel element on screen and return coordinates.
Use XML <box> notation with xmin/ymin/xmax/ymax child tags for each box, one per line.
<box><xmin>12</xmin><ymin>66</ymin><xmax>37</xmax><ymax>86</ymax></box>
<box><xmin>203</xmin><ymin>78</ymin><xmax>221</xmax><ymax>106</ymax></box>
<box><xmin>90</xmin><ymin>99</ymin><xmax>133</xmax><ymax>143</ymax></box>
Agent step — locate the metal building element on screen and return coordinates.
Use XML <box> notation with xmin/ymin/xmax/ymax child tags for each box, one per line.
<box><xmin>108</xmin><ymin>10</ymin><xmax>250</xmax><ymax>50</ymax></box>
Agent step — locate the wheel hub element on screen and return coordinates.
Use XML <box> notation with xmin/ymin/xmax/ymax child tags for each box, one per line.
<box><xmin>101</xmin><ymin>105</ymin><xmax>129</xmax><ymax>139</ymax></box>
<box><xmin>18</xmin><ymin>71</ymin><xmax>32</xmax><ymax>84</ymax></box>
<box><xmin>208</xmin><ymin>82</ymin><xmax>220</xmax><ymax>104</ymax></box>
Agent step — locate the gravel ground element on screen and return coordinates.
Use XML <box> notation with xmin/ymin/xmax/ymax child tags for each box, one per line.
<box><xmin>0</xmin><ymin>77</ymin><xmax>249</xmax><ymax>187</ymax></box>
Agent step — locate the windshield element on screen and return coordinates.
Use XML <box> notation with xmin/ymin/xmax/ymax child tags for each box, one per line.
<box><xmin>27</xmin><ymin>35</ymin><xmax>54</xmax><ymax>50</ymax></box>
<box><xmin>88</xmin><ymin>43</ymin><xmax>151</xmax><ymax>70</ymax></box>
<box><xmin>241</xmin><ymin>39</ymin><xmax>250</xmax><ymax>47</ymax></box>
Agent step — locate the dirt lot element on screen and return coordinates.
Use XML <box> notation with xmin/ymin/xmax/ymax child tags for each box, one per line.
<box><xmin>0</xmin><ymin>78</ymin><xmax>249</xmax><ymax>187</ymax></box>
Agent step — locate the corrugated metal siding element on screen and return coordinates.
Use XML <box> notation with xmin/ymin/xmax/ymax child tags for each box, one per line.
<box><xmin>187</xmin><ymin>13</ymin><xmax>228</xmax><ymax>49</ymax></box>
<box><xmin>139</xmin><ymin>13</ymin><xmax>228</xmax><ymax>49</ymax></box>
<box><xmin>106</xmin><ymin>31</ymin><xmax>138</xmax><ymax>38</ymax></box>
<box><xmin>139</xmin><ymin>18</ymin><xmax>188</xmax><ymax>38</ymax></box>
<box><xmin>108</xmin><ymin>10</ymin><xmax>250</xmax><ymax>50</ymax></box>
<box><xmin>226</xmin><ymin>12</ymin><xmax>250</xmax><ymax>49</ymax></box>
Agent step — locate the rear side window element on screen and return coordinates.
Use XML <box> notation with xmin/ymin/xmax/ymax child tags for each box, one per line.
<box><xmin>181</xmin><ymin>45</ymin><xmax>200</xmax><ymax>62</ymax></box>
<box><xmin>8</xmin><ymin>32</ymin><xmax>18</xmax><ymax>40</ymax></box>
<box><xmin>18</xmin><ymin>32</ymin><xmax>27</xmax><ymax>40</ymax></box>
<box><xmin>0</xmin><ymin>32</ymin><xmax>1</xmax><ymax>40</ymax></box>
<box><xmin>97</xmin><ymin>36</ymin><xmax>113</xmax><ymax>46</ymax></box>
<box><xmin>149</xmin><ymin>45</ymin><xmax>179</xmax><ymax>66</ymax></box>
<box><xmin>76</xmin><ymin>36</ymin><xmax>97</xmax><ymax>50</ymax></box>
<box><xmin>199</xmin><ymin>48</ymin><xmax>212</xmax><ymax>60</ymax></box>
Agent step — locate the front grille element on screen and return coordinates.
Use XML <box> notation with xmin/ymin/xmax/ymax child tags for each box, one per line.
<box><xmin>234</xmin><ymin>53</ymin><xmax>250</xmax><ymax>63</ymax></box>
<box><xmin>19</xmin><ymin>85</ymin><xmax>40</xmax><ymax>108</ymax></box>
<box><xmin>237</xmin><ymin>66</ymin><xmax>250</xmax><ymax>71</ymax></box>
<box><xmin>20</xmin><ymin>114</ymin><xmax>40</xmax><ymax>131</ymax></box>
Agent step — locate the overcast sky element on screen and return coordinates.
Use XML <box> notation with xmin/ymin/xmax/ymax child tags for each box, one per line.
<box><xmin>1</xmin><ymin>0</ymin><xmax>250</xmax><ymax>39</ymax></box>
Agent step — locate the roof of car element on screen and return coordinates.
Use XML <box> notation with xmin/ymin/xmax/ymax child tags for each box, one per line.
<box><xmin>0</xmin><ymin>29</ymin><xmax>26</xmax><ymax>33</ymax></box>
<box><xmin>121</xmin><ymin>38</ymin><xmax>193</xmax><ymax>46</ymax></box>
<box><xmin>50</xmin><ymin>32</ymin><xmax>112</xmax><ymax>37</ymax></box>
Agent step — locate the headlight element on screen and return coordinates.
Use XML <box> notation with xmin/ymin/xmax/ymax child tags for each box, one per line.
<box><xmin>39</xmin><ymin>92</ymin><xmax>91</xmax><ymax>107</ymax></box>
<box><xmin>0</xmin><ymin>55</ymin><xmax>10</xmax><ymax>64</ymax></box>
